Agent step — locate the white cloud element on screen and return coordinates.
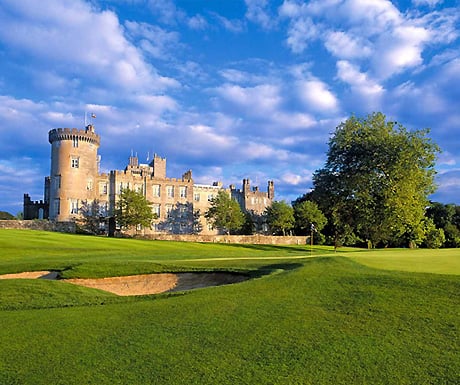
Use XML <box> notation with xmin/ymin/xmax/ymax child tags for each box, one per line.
<box><xmin>412</xmin><ymin>0</ymin><xmax>443</xmax><ymax>7</ymax></box>
<box><xmin>324</xmin><ymin>31</ymin><xmax>372</xmax><ymax>59</ymax></box>
<box><xmin>280</xmin><ymin>172</ymin><xmax>305</xmax><ymax>185</ymax></box>
<box><xmin>285</xmin><ymin>17</ymin><xmax>318</xmax><ymax>53</ymax></box>
<box><xmin>216</xmin><ymin>84</ymin><xmax>282</xmax><ymax>116</ymax></box>
<box><xmin>245</xmin><ymin>0</ymin><xmax>276</xmax><ymax>29</ymax></box>
<box><xmin>297</xmin><ymin>79</ymin><xmax>339</xmax><ymax>112</ymax></box>
<box><xmin>374</xmin><ymin>24</ymin><xmax>430</xmax><ymax>78</ymax></box>
<box><xmin>336</xmin><ymin>60</ymin><xmax>384</xmax><ymax>110</ymax></box>
<box><xmin>125</xmin><ymin>21</ymin><xmax>181</xmax><ymax>60</ymax></box>
<box><xmin>337</xmin><ymin>61</ymin><xmax>384</xmax><ymax>96</ymax></box>
<box><xmin>147</xmin><ymin>0</ymin><xmax>184</xmax><ymax>25</ymax></box>
<box><xmin>211</xmin><ymin>13</ymin><xmax>245</xmax><ymax>33</ymax></box>
<box><xmin>340</xmin><ymin>0</ymin><xmax>401</xmax><ymax>33</ymax></box>
<box><xmin>187</xmin><ymin>14</ymin><xmax>208</xmax><ymax>30</ymax></box>
<box><xmin>0</xmin><ymin>0</ymin><xmax>178</xmax><ymax>94</ymax></box>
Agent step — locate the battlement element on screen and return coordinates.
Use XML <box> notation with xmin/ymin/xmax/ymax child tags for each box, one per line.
<box><xmin>49</xmin><ymin>126</ymin><xmax>100</xmax><ymax>146</ymax></box>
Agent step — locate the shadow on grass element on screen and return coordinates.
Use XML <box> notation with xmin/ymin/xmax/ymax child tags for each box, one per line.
<box><xmin>214</xmin><ymin>243</ymin><xmax>308</xmax><ymax>252</ymax></box>
<box><xmin>248</xmin><ymin>262</ymin><xmax>305</xmax><ymax>278</ymax></box>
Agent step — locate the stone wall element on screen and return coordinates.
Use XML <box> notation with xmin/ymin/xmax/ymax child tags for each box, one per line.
<box><xmin>0</xmin><ymin>220</ymin><xmax>76</xmax><ymax>233</ymax></box>
<box><xmin>0</xmin><ymin>221</ymin><xmax>308</xmax><ymax>245</ymax></box>
<box><xmin>140</xmin><ymin>233</ymin><xmax>310</xmax><ymax>245</ymax></box>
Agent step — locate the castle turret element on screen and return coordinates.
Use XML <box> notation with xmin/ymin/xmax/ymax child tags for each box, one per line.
<box><xmin>268</xmin><ymin>180</ymin><xmax>274</xmax><ymax>200</ymax></box>
<box><xmin>150</xmin><ymin>154</ymin><xmax>166</xmax><ymax>179</ymax></box>
<box><xmin>48</xmin><ymin>125</ymin><xmax>101</xmax><ymax>221</ymax></box>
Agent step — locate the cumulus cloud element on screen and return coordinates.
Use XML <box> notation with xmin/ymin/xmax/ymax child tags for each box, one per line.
<box><xmin>125</xmin><ymin>21</ymin><xmax>181</xmax><ymax>60</ymax></box>
<box><xmin>336</xmin><ymin>60</ymin><xmax>384</xmax><ymax>110</ymax></box>
<box><xmin>211</xmin><ymin>13</ymin><xmax>246</xmax><ymax>33</ymax></box>
<box><xmin>324</xmin><ymin>31</ymin><xmax>372</xmax><ymax>59</ymax></box>
<box><xmin>373</xmin><ymin>24</ymin><xmax>430</xmax><ymax>79</ymax></box>
<box><xmin>285</xmin><ymin>17</ymin><xmax>318</xmax><ymax>53</ymax></box>
<box><xmin>0</xmin><ymin>0</ymin><xmax>178</xmax><ymax>95</ymax></box>
<box><xmin>245</xmin><ymin>0</ymin><xmax>276</xmax><ymax>29</ymax></box>
<box><xmin>297</xmin><ymin>79</ymin><xmax>339</xmax><ymax>113</ymax></box>
<box><xmin>412</xmin><ymin>0</ymin><xmax>443</xmax><ymax>7</ymax></box>
<box><xmin>215</xmin><ymin>83</ymin><xmax>282</xmax><ymax>116</ymax></box>
<box><xmin>432</xmin><ymin>170</ymin><xmax>460</xmax><ymax>204</ymax></box>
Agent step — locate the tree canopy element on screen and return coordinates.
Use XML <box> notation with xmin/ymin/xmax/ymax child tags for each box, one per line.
<box><xmin>293</xmin><ymin>200</ymin><xmax>327</xmax><ymax>235</ymax></box>
<box><xmin>204</xmin><ymin>190</ymin><xmax>245</xmax><ymax>235</ymax></box>
<box><xmin>0</xmin><ymin>211</ymin><xmax>15</xmax><ymax>220</ymax></box>
<box><xmin>115</xmin><ymin>188</ymin><xmax>155</xmax><ymax>231</ymax></box>
<box><xmin>265</xmin><ymin>201</ymin><xmax>294</xmax><ymax>236</ymax></box>
<box><xmin>310</xmin><ymin>112</ymin><xmax>440</xmax><ymax>248</ymax></box>
<box><xmin>78</xmin><ymin>199</ymin><xmax>105</xmax><ymax>235</ymax></box>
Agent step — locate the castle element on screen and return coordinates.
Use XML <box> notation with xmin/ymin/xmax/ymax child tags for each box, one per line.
<box><xmin>24</xmin><ymin>124</ymin><xmax>274</xmax><ymax>235</ymax></box>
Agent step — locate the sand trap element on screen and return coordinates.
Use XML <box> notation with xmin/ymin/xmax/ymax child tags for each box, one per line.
<box><xmin>0</xmin><ymin>271</ymin><xmax>249</xmax><ymax>296</ymax></box>
<box><xmin>65</xmin><ymin>274</ymin><xmax>178</xmax><ymax>296</ymax></box>
<box><xmin>0</xmin><ymin>271</ymin><xmax>59</xmax><ymax>280</ymax></box>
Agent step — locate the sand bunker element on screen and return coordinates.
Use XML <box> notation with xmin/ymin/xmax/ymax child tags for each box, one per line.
<box><xmin>65</xmin><ymin>274</ymin><xmax>178</xmax><ymax>296</ymax></box>
<box><xmin>0</xmin><ymin>271</ymin><xmax>248</xmax><ymax>296</ymax></box>
<box><xmin>0</xmin><ymin>271</ymin><xmax>59</xmax><ymax>280</ymax></box>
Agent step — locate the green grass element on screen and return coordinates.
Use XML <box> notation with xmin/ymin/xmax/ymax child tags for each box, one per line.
<box><xmin>0</xmin><ymin>230</ymin><xmax>459</xmax><ymax>384</ymax></box>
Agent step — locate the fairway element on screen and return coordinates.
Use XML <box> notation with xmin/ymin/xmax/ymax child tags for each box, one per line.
<box><xmin>0</xmin><ymin>230</ymin><xmax>459</xmax><ymax>384</ymax></box>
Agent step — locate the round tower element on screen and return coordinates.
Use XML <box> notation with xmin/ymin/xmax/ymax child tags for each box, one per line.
<box><xmin>48</xmin><ymin>125</ymin><xmax>101</xmax><ymax>221</ymax></box>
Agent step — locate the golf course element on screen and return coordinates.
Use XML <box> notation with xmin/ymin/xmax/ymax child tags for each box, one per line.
<box><xmin>0</xmin><ymin>229</ymin><xmax>458</xmax><ymax>384</ymax></box>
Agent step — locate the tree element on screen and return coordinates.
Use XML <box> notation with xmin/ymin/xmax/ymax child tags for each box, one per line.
<box><xmin>426</xmin><ymin>202</ymin><xmax>460</xmax><ymax>247</ymax></box>
<box><xmin>204</xmin><ymin>190</ymin><xmax>245</xmax><ymax>235</ymax></box>
<box><xmin>115</xmin><ymin>188</ymin><xmax>155</xmax><ymax>232</ymax></box>
<box><xmin>78</xmin><ymin>199</ymin><xmax>105</xmax><ymax>235</ymax></box>
<box><xmin>293</xmin><ymin>200</ymin><xmax>327</xmax><ymax>235</ymax></box>
<box><xmin>265</xmin><ymin>201</ymin><xmax>294</xmax><ymax>236</ymax></box>
<box><xmin>310</xmin><ymin>112</ymin><xmax>440</xmax><ymax>248</ymax></box>
<box><xmin>423</xmin><ymin>218</ymin><xmax>446</xmax><ymax>249</ymax></box>
<box><xmin>0</xmin><ymin>211</ymin><xmax>15</xmax><ymax>220</ymax></box>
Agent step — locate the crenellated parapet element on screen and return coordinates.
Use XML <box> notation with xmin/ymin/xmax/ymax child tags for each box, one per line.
<box><xmin>48</xmin><ymin>126</ymin><xmax>100</xmax><ymax>146</ymax></box>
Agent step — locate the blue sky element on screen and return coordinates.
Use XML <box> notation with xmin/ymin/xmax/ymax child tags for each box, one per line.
<box><xmin>0</xmin><ymin>0</ymin><xmax>459</xmax><ymax>215</ymax></box>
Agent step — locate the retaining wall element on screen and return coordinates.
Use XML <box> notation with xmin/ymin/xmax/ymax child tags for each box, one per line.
<box><xmin>141</xmin><ymin>233</ymin><xmax>309</xmax><ymax>245</ymax></box>
<box><xmin>0</xmin><ymin>220</ymin><xmax>76</xmax><ymax>233</ymax></box>
<box><xmin>0</xmin><ymin>221</ymin><xmax>308</xmax><ymax>244</ymax></box>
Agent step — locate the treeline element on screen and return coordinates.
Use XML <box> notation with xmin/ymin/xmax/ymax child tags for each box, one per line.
<box><xmin>261</xmin><ymin>112</ymin><xmax>457</xmax><ymax>248</ymax></box>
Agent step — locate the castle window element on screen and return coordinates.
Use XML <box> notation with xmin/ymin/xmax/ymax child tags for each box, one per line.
<box><xmin>54</xmin><ymin>199</ymin><xmax>60</xmax><ymax>215</ymax></box>
<box><xmin>166</xmin><ymin>204</ymin><xmax>173</xmax><ymax>218</ymax></box>
<box><xmin>100</xmin><ymin>183</ymin><xmax>107</xmax><ymax>195</ymax></box>
<box><xmin>72</xmin><ymin>136</ymin><xmax>79</xmax><ymax>148</ymax></box>
<box><xmin>53</xmin><ymin>175</ymin><xmax>61</xmax><ymax>191</ymax></box>
<box><xmin>135</xmin><ymin>184</ymin><xmax>143</xmax><ymax>194</ymax></box>
<box><xmin>167</xmin><ymin>186</ymin><xmax>174</xmax><ymax>198</ymax></box>
<box><xmin>152</xmin><ymin>185</ymin><xmax>160</xmax><ymax>197</ymax></box>
<box><xmin>152</xmin><ymin>204</ymin><xmax>160</xmax><ymax>217</ymax></box>
<box><xmin>207</xmin><ymin>194</ymin><xmax>214</xmax><ymax>202</ymax></box>
<box><xmin>87</xmin><ymin>180</ymin><xmax>93</xmax><ymax>191</ymax></box>
<box><xmin>180</xmin><ymin>186</ymin><xmax>187</xmax><ymax>198</ymax></box>
<box><xmin>194</xmin><ymin>193</ymin><xmax>200</xmax><ymax>202</ymax></box>
<box><xmin>70</xmin><ymin>199</ymin><xmax>79</xmax><ymax>214</ymax></box>
<box><xmin>71</xmin><ymin>157</ymin><xmax>79</xmax><ymax>168</ymax></box>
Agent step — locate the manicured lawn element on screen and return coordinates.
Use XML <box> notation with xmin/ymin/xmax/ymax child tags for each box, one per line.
<box><xmin>0</xmin><ymin>230</ymin><xmax>458</xmax><ymax>384</ymax></box>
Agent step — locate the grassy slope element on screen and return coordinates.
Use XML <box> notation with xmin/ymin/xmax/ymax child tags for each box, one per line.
<box><xmin>0</xmin><ymin>230</ymin><xmax>459</xmax><ymax>384</ymax></box>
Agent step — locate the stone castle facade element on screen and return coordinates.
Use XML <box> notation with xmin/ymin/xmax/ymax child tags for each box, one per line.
<box><xmin>24</xmin><ymin>124</ymin><xmax>274</xmax><ymax>235</ymax></box>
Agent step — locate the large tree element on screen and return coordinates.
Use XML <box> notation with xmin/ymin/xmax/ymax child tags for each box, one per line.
<box><xmin>293</xmin><ymin>200</ymin><xmax>327</xmax><ymax>235</ymax></box>
<box><xmin>204</xmin><ymin>190</ymin><xmax>245</xmax><ymax>235</ymax></box>
<box><xmin>115</xmin><ymin>188</ymin><xmax>155</xmax><ymax>231</ymax></box>
<box><xmin>265</xmin><ymin>201</ymin><xmax>295</xmax><ymax>236</ymax></box>
<box><xmin>310</xmin><ymin>112</ymin><xmax>440</xmax><ymax>248</ymax></box>
<box><xmin>77</xmin><ymin>199</ymin><xmax>105</xmax><ymax>235</ymax></box>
